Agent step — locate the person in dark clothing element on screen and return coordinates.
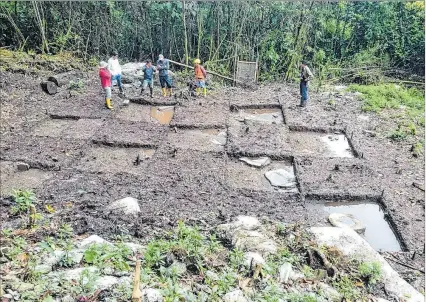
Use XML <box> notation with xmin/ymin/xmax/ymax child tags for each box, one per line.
<box><xmin>157</xmin><ymin>54</ymin><xmax>172</xmax><ymax>97</ymax></box>
<box><xmin>141</xmin><ymin>60</ymin><xmax>156</xmax><ymax>98</ymax></box>
<box><xmin>299</xmin><ymin>61</ymin><xmax>313</xmax><ymax>107</ymax></box>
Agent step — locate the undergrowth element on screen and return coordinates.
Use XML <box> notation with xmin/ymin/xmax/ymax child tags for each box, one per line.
<box><xmin>1</xmin><ymin>216</ymin><xmax>386</xmax><ymax>301</ymax></box>
<box><xmin>348</xmin><ymin>84</ymin><xmax>424</xmax><ymax>141</ymax></box>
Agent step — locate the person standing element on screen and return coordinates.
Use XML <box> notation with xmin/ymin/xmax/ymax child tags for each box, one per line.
<box><xmin>99</xmin><ymin>61</ymin><xmax>113</xmax><ymax>110</ymax></box>
<box><xmin>157</xmin><ymin>54</ymin><xmax>172</xmax><ymax>97</ymax></box>
<box><xmin>193</xmin><ymin>58</ymin><xmax>207</xmax><ymax>97</ymax></box>
<box><xmin>141</xmin><ymin>60</ymin><xmax>156</xmax><ymax>98</ymax></box>
<box><xmin>299</xmin><ymin>61</ymin><xmax>313</xmax><ymax>107</ymax></box>
<box><xmin>108</xmin><ymin>50</ymin><xmax>124</xmax><ymax>94</ymax></box>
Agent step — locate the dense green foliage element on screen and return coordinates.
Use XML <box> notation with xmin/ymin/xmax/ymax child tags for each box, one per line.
<box><xmin>0</xmin><ymin>1</ymin><xmax>424</xmax><ymax>80</ymax></box>
<box><xmin>349</xmin><ymin>84</ymin><xmax>424</xmax><ymax>140</ymax></box>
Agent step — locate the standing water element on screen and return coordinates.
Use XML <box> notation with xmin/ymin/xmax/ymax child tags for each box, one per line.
<box><xmin>151</xmin><ymin>106</ymin><xmax>174</xmax><ymax>124</ymax></box>
<box><xmin>324</xmin><ymin>201</ymin><xmax>401</xmax><ymax>252</ymax></box>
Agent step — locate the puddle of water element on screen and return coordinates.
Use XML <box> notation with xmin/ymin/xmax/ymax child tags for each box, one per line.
<box><xmin>151</xmin><ymin>106</ymin><xmax>174</xmax><ymax>124</ymax></box>
<box><xmin>289</xmin><ymin>132</ymin><xmax>354</xmax><ymax>158</ymax></box>
<box><xmin>324</xmin><ymin>202</ymin><xmax>401</xmax><ymax>252</ymax></box>
<box><xmin>320</xmin><ymin>134</ymin><xmax>354</xmax><ymax>157</ymax></box>
<box><xmin>235</xmin><ymin>108</ymin><xmax>284</xmax><ymax>124</ymax></box>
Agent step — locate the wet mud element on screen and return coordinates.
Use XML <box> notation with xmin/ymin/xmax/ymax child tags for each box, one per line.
<box><xmin>0</xmin><ymin>72</ymin><xmax>424</xmax><ymax>290</ymax></box>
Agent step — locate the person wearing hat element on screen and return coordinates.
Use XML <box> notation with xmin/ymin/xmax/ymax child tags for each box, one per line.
<box><xmin>99</xmin><ymin>61</ymin><xmax>113</xmax><ymax>110</ymax></box>
<box><xmin>108</xmin><ymin>50</ymin><xmax>124</xmax><ymax>94</ymax></box>
<box><xmin>141</xmin><ymin>59</ymin><xmax>156</xmax><ymax>98</ymax></box>
<box><xmin>193</xmin><ymin>59</ymin><xmax>207</xmax><ymax>97</ymax></box>
<box><xmin>156</xmin><ymin>54</ymin><xmax>172</xmax><ymax>97</ymax></box>
<box><xmin>299</xmin><ymin>61</ymin><xmax>313</xmax><ymax>107</ymax></box>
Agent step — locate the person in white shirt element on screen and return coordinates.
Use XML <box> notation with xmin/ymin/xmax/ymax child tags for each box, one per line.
<box><xmin>107</xmin><ymin>50</ymin><xmax>124</xmax><ymax>93</ymax></box>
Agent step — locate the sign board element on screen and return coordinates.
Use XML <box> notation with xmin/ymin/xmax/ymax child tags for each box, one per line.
<box><xmin>235</xmin><ymin>61</ymin><xmax>258</xmax><ymax>84</ymax></box>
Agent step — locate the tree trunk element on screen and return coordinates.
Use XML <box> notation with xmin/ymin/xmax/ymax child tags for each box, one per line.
<box><xmin>41</xmin><ymin>81</ymin><xmax>58</xmax><ymax>95</ymax></box>
<box><xmin>48</xmin><ymin>71</ymin><xmax>84</xmax><ymax>87</ymax></box>
<box><xmin>182</xmin><ymin>0</ymin><xmax>189</xmax><ymax>66</ymax></box>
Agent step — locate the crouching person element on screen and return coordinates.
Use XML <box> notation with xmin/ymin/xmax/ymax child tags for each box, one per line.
<box><xmin>141</xmin><ymin>59</ymin><xmax>156</xmax><ymax>98</ymax></box>
<box><xmin>99</xmin><ymin>61</ymin><xmax>113</xmax><ymax>110</ymax></box>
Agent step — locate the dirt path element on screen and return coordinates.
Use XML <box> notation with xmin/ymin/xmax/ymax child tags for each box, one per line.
<box><xmin>0</xmin><ymin>70</ymin><xmax>424</xmax><ymax>290</ymax></box>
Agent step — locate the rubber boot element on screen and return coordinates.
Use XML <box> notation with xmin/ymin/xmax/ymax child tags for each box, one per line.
<box><xmin>150</xmin><ymin>88</ymin><xmax>153</xmax><ymax>98</ymax></box>
<box><xmin>203</xmin><ymin>87</ymin><xmax>207</xmax><ymax>97</ymax></box>
<box><xmin>105</xmin><ymin>98</ymin><xmax>113</xmax><ymax>110</ymax></box>
<box><xmin>196</xmin><ymin>88</ymin><xmax>201</xmax><ymax>96</ymax></box>
<box><xmin>162</xmin><ymin>88</ymin><xmax>167</xmax><ymax>97</ymax></box>
<box><xmin>167</xmin><ymin>88</ymin><xmax>172</xmax><ymax>97</ymax></box>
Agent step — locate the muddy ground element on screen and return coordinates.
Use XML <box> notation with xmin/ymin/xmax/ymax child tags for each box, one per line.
<box><xmin>0</xmin><ymin>69</ymin><xmax>424</xmax><ymax>291</ymax></box>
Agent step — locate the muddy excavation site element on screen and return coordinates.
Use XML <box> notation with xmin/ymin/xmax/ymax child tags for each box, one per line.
<box><xmin>0</xmin><ymin>69</ymin><xmax>424</xmax><ymax>291</ymax></box>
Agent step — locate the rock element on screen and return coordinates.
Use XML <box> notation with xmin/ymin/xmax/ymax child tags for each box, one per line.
<box><xmin>234</xmin><ymin>216</ymin><xmax>261</xmax><ymax>231</ymax></box>
<box><xmin>142</xmin><ymin>288</ymin><xmax>163</xmax><ymax>302</ymax></box>
<box><xmin>103</xmin><ymin>267</ymin><xmax>114</xmax><ymax>275</ymax></box>
<box><xmin>94</xmin><ymin>276</ymin><xmax>119</xmax><ymax>290</ymax></box>
<box><xmin>2</xmin><ymin>294</ymin><xmax>14</xmax><ymax>299</ymax></box>
<box><xmin>61</xmin><ymin>295</ymin><xmax>74</xmax><ymax>302</ymax></box>
<box><xmin>363</xmin><ymin>130</ymin><xmax>377</xmax><ymax>137</ymax></box>
<box><xmin>334</xmin><ymin>85</ymin><xmax>347</xmax><ymax>91</ymax></box>
<box><xmin>79</xmin><ymin>235</ymin><xmax>112</xmax><ymax>249</ymax></box>
<box><xmin>118</xmin><ymin>276</ymin><xmax>132</xmax><ymax>287</ymax></box>
<box><xmin>16</xmin><ymin>162</ymin><xmax>30</xmax><ymax>171</ymax></box>
<box><xmin>279</xmin><ymin>262</ymin><xmax>293</xmax><ymax>283</ymax></box>
<box><xmin>310</xmin><ymin>227</ymin><xmax>424</xmax><ymax>302</ymax></box>
<box><xmin>240</xmin><ymin>157</ymin><xmax>271</xmax><ymax>168</ymax></box>
<box><xmin>243</xmin><ymin>252</ymin><xmax>265</xmax><ymax>267</ymax></box>
<box><xmin>289</xmin><ymin>270</ymin><xmax>304</xmax><ymax>281</ymax></box>
<box><xmin>264</xmin><ymin>168</ymin><xmax>296</xmax><ymax>188</ymax></box>
<box><xmin>47</xmin><ymin>266</ymin><xmax>99</xmax><ymax>282</ymax></box>
<box><xmin>317</xmin><ymin>282</ymin><xmax>342</xmax><ymax>302</ymax></box>
<box><xmin>223</xmin><ymin>289</ymin><xmax>247</xmax><ymax>302</ymax></box>
<box><xmin>216</xmin><ymin>216</ymin><xmax>261</xmax><ymax>242</ymax></box>
<box><xmin>0</xmin><ymin>247</ymin><xmax>10</xmax><ymax>257</ymax></box>
<box><xmin>169</xmin><ymin>261</ymin><xmax>187</xmax><ymax>275</ymax></box>
<box><xmin>205</xmin><ymin>270</ymin><xmax>219</xmax><ymax>281</ymax></box>
<box><xmin>233</xmin><ymin>229</ymin><xmax>277</xmax><ymax>255</ymax></box>
<box><xmin>328</xmin><ymin>213</ymin><xmax>366</xmax><ymax>234</ymax></box>
<box><xmin>1</xmin><ymin>273</ymin><xmax>19</xmax><ymax>283</ymax></box>
<box><xmin>34</xmin><ymin>264</ymin><xmax>53</xmax><ymax>274</ymax></box>
<box><xmin>123</xmin><ymin>242</ymin><xmax>144</xmax><ymax>253</ymax></box>
<box><xmin>122</xmin><ymin>99</ymin><xmax>130</xmax><ymax>106</ymax></box>
<box><xmin>211</xmin><ymin>131</ymin><xmax>227</xmax><ymax>146</ymax></box>
<box><xmin>107</xmin><ymin>197</ymin><xmax>141</xmax><ymax>215</ymax></box>
<box><xmin>68</xmin><ymin>250</ymin><xmax>84</xmax><ymax>264</ymax></box>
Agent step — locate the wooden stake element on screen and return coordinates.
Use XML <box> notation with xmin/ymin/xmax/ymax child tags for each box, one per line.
<box><xmin>28</xmin><ymin>205</ymin><xmax>36</xmax><ymax>228</ymax></box>
<box><xmin>132</xmin><ymin>260</ymin><xmax>142</xmax><ymax>302</ymax></box>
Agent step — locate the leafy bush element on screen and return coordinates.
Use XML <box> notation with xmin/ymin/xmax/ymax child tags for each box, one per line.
<box><xmin>69</xmin><ymin>79</ymin><xmax>85</xmax><ymax>91</ymax></box>
<box><xmin>333</xmin><ymin>275</ymin><xmax>361</xmax><ymax>300</ymax></box>
<box><xmin>83</xmin><ymin>243</ymin><xmax>132</xmax><ymax>272</ymax></box>
<box><xmin>358</xmin><ymin>261</ymin><xmax>382</xmax><ymax>285</ymax></box>
<box><xmin>349</xmin><ymin>84</ymin><xmax>424</xmax><ymax>140</ymax></box>
<box><xmin>11</xmin><ymin>189</ymin><xmax>37</xmax><ymax>215</ymax></box>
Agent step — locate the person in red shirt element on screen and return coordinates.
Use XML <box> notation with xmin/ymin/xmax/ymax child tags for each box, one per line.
<box><xmin>99</xmin><ymin>61</ymin><xmax>113</xmax><ymax>110</ymax></box>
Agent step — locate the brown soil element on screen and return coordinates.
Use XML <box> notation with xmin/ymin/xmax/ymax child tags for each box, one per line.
<box><xmin>0</xmin><ymin>70</ymin><xmax>424</xmax><ymax>291</ymax></box>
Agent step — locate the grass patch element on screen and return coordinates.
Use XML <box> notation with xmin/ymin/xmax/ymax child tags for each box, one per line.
<box><xmin>349</xmin><ymin>84</ymin><xmax>424</xmax><ymax>141</ymax></box>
